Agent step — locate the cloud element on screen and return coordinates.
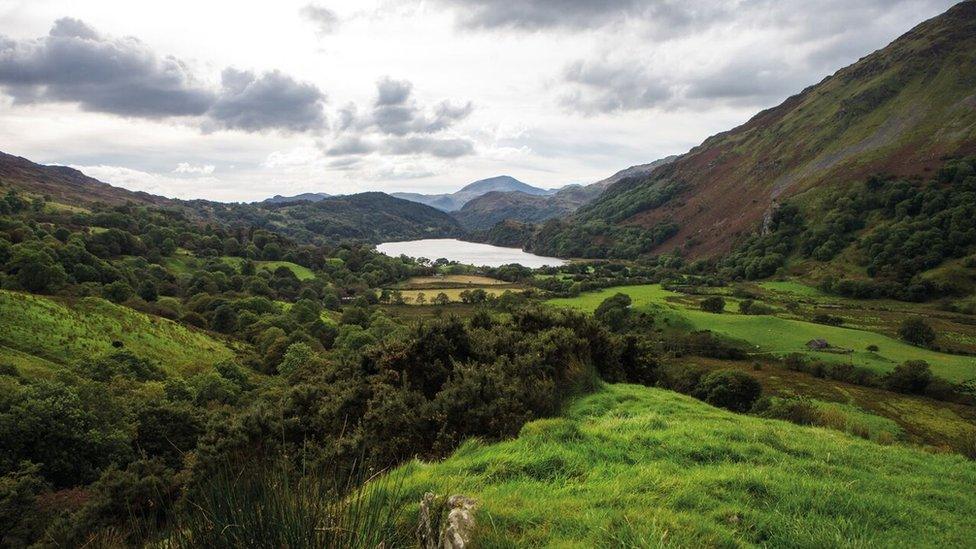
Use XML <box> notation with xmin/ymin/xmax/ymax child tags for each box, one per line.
<box><xmin>375</xmin><ymin>77</ymin><xmax>412</xmax><ymax>106</ymax></box>
<box><xmin>0</xmin><ymin>18</ymin><xmax>328</xmax><ymax>133</ymax></box>
<box><xmin>207</xmin><ymin>68</ymin><xmax>327</xmax><ymax>132</ymax></box>
<box><xmin>300</xmin><ymin>4</ymin><xmax>340</xmax><ymax>35</ymax></box>
<box><xmin>323</xmin><ymin>77</ymin><xmax>474</xmax><ymax>159</ymax></box>
<box><xmin>554</xmin><ymin>0</ymin><xmax>958</xmax><ymax>113</ymax></box>
<box><xmin>324</xmin><ymin>135</ymin><xmax>376</xmax><ymax>156</ymax></box>
<box><xmin>436</xmin><ymin>0</ymin><xmax>641</xmax><ymax>30</ymax></box>
<box><xmin>381</xmin><ymin>136</ymin><xmax>474</xmax><ymax>158</ymax></box>
<box><xmin>560</xmin><ymin>59</ymin><xmax>672</xmax><ymax>114</ymax></box>
<box><xmin>0</xmin><ymin>17</ymin><xmax>215</xmax><ymax>117</ymax></box>
<box><xmin>174</xmin><ymin>162</ymin><xmax>215</xmax><ymax>174</ymax></box>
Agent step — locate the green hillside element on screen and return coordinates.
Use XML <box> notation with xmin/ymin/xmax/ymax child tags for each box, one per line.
<box><xmin>548</xmin><ymin>284</ymin><xmax>976</xmax><ymax>382</ymax></box>
<box><xmin>530</xmin><ymin>1</ymin><xmax>976</xmax><ymax>260</ymax></box>
<box><xmin>0</xmin><ymin>290</ymin><xmax>235</xmax><ymax>376</ymax></box>
<box><xmin>392</xmin><ymin>383</ymin><xmax>976</xmax><ymax>546</ymax></box>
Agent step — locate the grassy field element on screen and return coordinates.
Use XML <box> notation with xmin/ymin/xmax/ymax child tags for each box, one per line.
<box><xmin>390</xmin><ymin>383</ymin><xmax>976</xmax><ymax>546</ymax></box>
<box><xmin>548</xmin><ymin>285</ymin><xmax>976</xmax><ymax>382</ymax></box>
<box><xmin>398</xmin><ymin>275</ymin><xmax>509</xmax><ymax>288</ymax></box>
<box><xmin>397</xmin><ymin>287</ymin><xmax>522</xmax><ymax>304</ymax></box>
<box><xmin>0</xmin><ymin>290</ymin><xmax>236</xmax><ymax>376</ymax></box>
<box><xmin>676</xmin><ymin>356</ymin><xmax>976</xmax><ymax>451</ymax></box>
<box><xmin>219</xmin><ymin>257</ymin><xmax>317</xmax><ymax>280</ymax></box>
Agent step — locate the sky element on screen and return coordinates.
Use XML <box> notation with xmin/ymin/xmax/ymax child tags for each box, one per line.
<box><xmin>0</xmin><ymin>0</ymin><xmax>959</xmax><ymax>202</ymax></box>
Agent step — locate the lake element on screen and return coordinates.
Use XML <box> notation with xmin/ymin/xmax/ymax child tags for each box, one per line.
<box><xmin>376</xmin><ymin>238</ymin><xmax>566</xmax><ymax>268</ymax></box>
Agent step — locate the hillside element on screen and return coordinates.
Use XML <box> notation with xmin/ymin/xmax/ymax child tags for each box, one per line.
<box><xmin>0</xmin><ymin>290</ymin><xmax>236</xmax><ymax>376</ymax></box>
<box><xmin>0</xmin><ymin>151</ymin><xmax>173</xmax><ymax>207</ymax></box>
<box><xmin>261</xmin><ymin>192</ymin><xmax>332</xmax><ymax>204</ymax></box>
<box><xmin>391</xmin><ymin>383</ymin><xmax>976</xmax><ymax>546</ymax></box>
<box><xmin>454</xmin><ymin>190</ymin><xmax>578</xmax><ymax>230</ymax></box>
<box><xmin>532</xmin><ymin>1</ymin><xmax>976</xmax><ymax>259</ymax></box>
<box><xmin>206</xmin><ymin>192</ymin><xmax>465</xmax><ymax>244</ymax></box>
<box><xmin>0</xmin><ymin>150</ymin><xmax>461</xmax><ymax>245</ymax></box>
<box><xmin>392</xmin><ymin>175</ymin><xmax>552</xmax><ymax>211</ymax></box>
<box><xmin>457</xmin><ymin>157</ymin><xmax>679</xmax><ymax>231</ymax></box>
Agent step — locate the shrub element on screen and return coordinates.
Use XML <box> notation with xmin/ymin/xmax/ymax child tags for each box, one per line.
<box><xmin>884</xmin><ymin>360</ymin><xmax>933</xmax><ymax>394</ymax></box>
<box><xmin>694</xmin><ymin>370</ymin><xmax>762</xmax><ymax>412</ymax></box>
<box><xmin>656</xmin><ymin>363</ymin><xmax>708</xmax><ymax>394</ymax></box>
<box><xmin>700</xmin><ymin>296</ymin><xmax>725</xmax><ymax>314</ymax></box>
<box><xmin>756</xmin><ymin>397</ymin><xmax>820</xmax><ymax>425</ymax></box>
<box><xmin>898</xmin><ymin>317</ymin><xmax>936</xmax><ymax>347</ymax></box>
<box><xmin>866</xmin><ymin>344</ymin><xmax>879</xmax><ymax>352</ymax></box>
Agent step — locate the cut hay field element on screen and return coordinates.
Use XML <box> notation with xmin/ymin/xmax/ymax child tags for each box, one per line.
<box><xmin>0</xmin><ymin>290</ymin><xmax>236</xmax><ymax>376</ymax></box>
<box><xmin>390</xmin><ymin>384</ymin><xmax>976</xmax><ymax>547</ymax></box>
<box><xmin>398</xmin><ymin>275</ymin><xmax>509</xmax><ymax>288</ymax></box>
<box><xmin>548</xmin><ymin>285</ymin><xmax>976</xmax><ymax>382</ymax></box>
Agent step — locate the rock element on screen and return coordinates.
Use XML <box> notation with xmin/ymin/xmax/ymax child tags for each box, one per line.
<box><xmin>417</xmin><ymin>492</ymin><xmax>478</xmax><ymax>549</ymax></box>
<box><xmin>441</xmin><ymin>495</ymin><xmax>478</xmax><ymax>549</ymax></box>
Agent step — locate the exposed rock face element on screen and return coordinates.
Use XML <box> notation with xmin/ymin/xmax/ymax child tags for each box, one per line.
<box><xmin>418</xmin><ymin>492</ymin><xmax>478</xmax><ymax>549</ymax></box>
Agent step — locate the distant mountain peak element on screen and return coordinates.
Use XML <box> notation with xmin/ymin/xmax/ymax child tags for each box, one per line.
<box><xmin>391</xmin><ymin>175</ymin><xmax>553</xmax><ymax>211</ymax></box>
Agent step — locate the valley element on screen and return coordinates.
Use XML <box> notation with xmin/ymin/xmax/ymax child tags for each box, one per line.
<box><xmin>2</xmin><ymin>2</ymin><xmax>976</xmax><ymax>547</ymax></box>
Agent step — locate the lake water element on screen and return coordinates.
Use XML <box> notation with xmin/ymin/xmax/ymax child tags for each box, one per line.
<box><xmin>376</xmin><ymin>238</ymin><xmax>566</xmax><ymax>268</ymax></box>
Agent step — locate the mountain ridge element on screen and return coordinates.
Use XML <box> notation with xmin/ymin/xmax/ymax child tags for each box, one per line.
<box><xmin>530</xmin><ymin>1</ymin><xmax>976</xmax><ymax>259</ymax></box>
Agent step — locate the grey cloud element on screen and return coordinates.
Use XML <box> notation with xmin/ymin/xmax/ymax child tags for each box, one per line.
<box><xmin>338</xmin><ymin>78</ymin><xmax>472</xmax><ymax>137</ymax></box>
<box><xmin>438</xmin><ymin>0</ymin><xmax>641</xmax><ymax>30</ymax></box>
<box><xmin>376</xmin><ymin>77</ymin><xmax>412</xmax><ymax>106</ymax></box>
<box><xmin>207</xmin><ymin>68</ymin><xmax>327</xmax><ymax>132</ymax></box>
<box><xmin>0</xmin><ymin>18</ymin><xmax>328</xmax><ymax>133</ymax></box>
<box><xmin>0</xmin><ymin>17</ymin><xmax>215</xmax><ymax>117</ymax></box>
<box><xmin>557</xmin><ymin>0</ymin><xmax>957</xmax><ymax>113</ymax></box>
<box><xmin>324</xmin><ymin>135</ymin><xmax>376</xmax><ymax>156</ymax></box>
<box><xmin>382</xmin><ymin>136</ymin><xmax>474</xmax><ymax>158</ymax></box>
<box><xmin>560</xmin><ymin>59</ymin><xmax>672</xmax><ymax>114</ymax></box>
<box><xmin>300</xmin><ymin>4</ymin><xmax>340</xmax><ymax>35</ymax></box>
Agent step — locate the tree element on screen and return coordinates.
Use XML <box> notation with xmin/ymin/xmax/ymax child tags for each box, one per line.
<box><xmin>415</xmin><ymin>292</ymin><xmax>426</xmax><ymax>305</ymax></box>
<box><xmin>210</xmin><ymin>304</ymin><xmax>238</xmax><ymax>333</ymax></box>
<box><xmin>694</xmin><ymin>370</ymin><xmax>762</xmax><ymax>412</ymax></box>
<box><xmin>7</xmin><ymin>245</ymin><xmax>66</xmax><ymax>293</ymax></box>
<box><xmin>899</xmin><ymin>317</ymin><xmax>935</xmax><ymax>347</ymax></box>
<box><xmin>433</xmin><ymin>292</ymin><xmax>451</xmax><ymax>305</ymax></box>
<box><xmin>594</xmin><ymin>293</ymin><xmax>632</xmax><ymax>331</ymax></box>
<box><xmin>137</xmin><ymin>280</ymin><xmax>158</xmax><ymax>302</ymax></box>
<box><xmin>885</xmin><ymin>360</ymin><xmax>933</xmax><ymax>394</ymax></box>
<box><xmin>102</xmin><ymin>280</ymin><xmax>134</xmax><ymax>303</ymax></box>
<box><xmin>700</xmin><ymin>296</ymin><xmax>725</xmax><ymax>314</ymax></box>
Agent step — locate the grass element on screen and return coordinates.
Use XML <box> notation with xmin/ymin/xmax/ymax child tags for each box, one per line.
<box><xmin>219</xmin><ymin>257</ymin><xmax>316</xmax><ymax>280</ymax></box>
<box><xmin>548</xmin><ymin>285</ymin><xmax>976</xmax><ymax>382</ymax></box>
<box><xmin>389</xmin><ymin>383</ymin><xmax>976</xmax><ymax>547</ymax></box>
<box><xmin>397</xmin><ymin>287</ymin><xmax>522</xmax><ymax>305</ymax></box>
<box><xmin>398</xmin><ymin>275</ymin><xmax>509</xmax><ymax>288</ymax></box>
<box><xmin>0</xmin><ymin>290</ymin><xmax>235</xmax><ymax>375</ymax></box>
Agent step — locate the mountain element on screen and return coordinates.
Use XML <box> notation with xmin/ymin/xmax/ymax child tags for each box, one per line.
<box><xmin>456</xmin><ymin>156</ymin><xmax>679</xmax><ymax>231</ymax></box>
<box><xmin>209</xmin><ymin>192</ymin><xmax>464</xmax><ymax>244</ymax></box>
<box><xmin>586</xmin><ymin>155</ymin><xmax>681</xmax><ymax>193</ymax></box>
<box><xmin>391</xmin><ymin>175</ymin><xmax>552</xmax><ymax>211</ymax></box>
<box><xmin>530</xmin><ymin>1</ymin><xmax>976</xmax><ymax>259</ymax></box>
<box><xmin>261</xmin><ymin>192</ymin><xmax>332</xmax><ymax>204</ymax></box>
<box><xmin>0</xmin><ymin>151</ymin><xmax>173</xmax><ymax>207</ymax></box>
<box><xmin>0</xmin><ymin>151</ymin><xmax>462</xmax><ymax>244</ymax></box>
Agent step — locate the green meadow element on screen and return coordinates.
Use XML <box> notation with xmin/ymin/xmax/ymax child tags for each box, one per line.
<box><xmin>548</xmin><ymin>285</ymin><xmax>976</xmax><ymax>382</ymax></box>
<box><xmin>0</xmin><ymin>290</ymin><xmax>235</xmax><ymax>376</ymax></box>
<box><xmin>391</xmin><ymin>384</ymin><xmax>976</xmax><ymax>547</ymax></box>
<box><xmin>219</xmin><ymin>256</ymin><xmax>317</xmax><ymax>280</ymax></box>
